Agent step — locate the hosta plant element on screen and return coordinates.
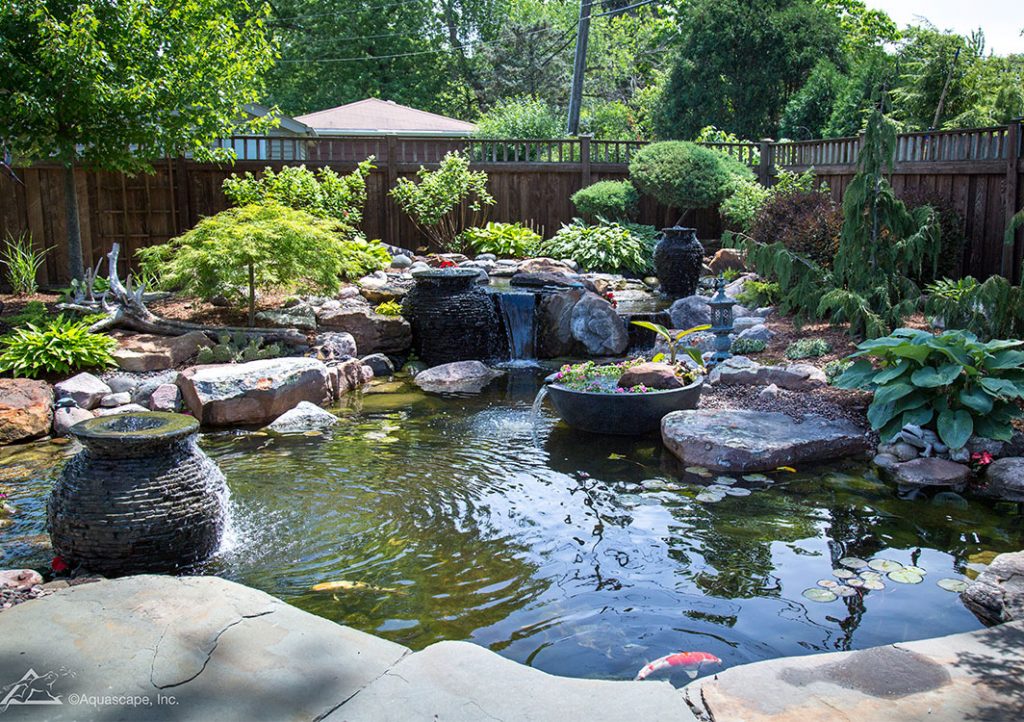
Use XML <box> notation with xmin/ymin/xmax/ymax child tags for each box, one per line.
<box><xmin>834</xmin><ymin>328</ymin><xmax>1024</xmax><ymax>449</ymax></box>
<box><xmin>537</xmin><ymin>221</ymin><xmax>652</xmax><ymax>275</ymax></box>
<box><xmin>0</xmin><ymin>316</ymin><xmax>117</xmax><ymax>378</ymax></box>
<box><xmin>459</xmin><ymin>222</ymin><xmax>540</xmax><ymax>258</ymax></box>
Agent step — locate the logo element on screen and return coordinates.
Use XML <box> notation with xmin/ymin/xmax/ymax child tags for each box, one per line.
<box><xmin>0</xmin><ymin>668</ymin><xmax>75</xmax><ymax>713</ymax></box>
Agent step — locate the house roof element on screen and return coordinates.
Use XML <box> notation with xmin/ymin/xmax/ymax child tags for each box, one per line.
<box><xmin>295</xmin><ymin>98</ymin><xmax>476</xmax><ymax>136</ymax></box>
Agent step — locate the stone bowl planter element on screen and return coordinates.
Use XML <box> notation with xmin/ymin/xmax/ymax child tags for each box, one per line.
<box><xmin>48</xmin><ymin>411</ymin><xmax>228</xmax><ymax>576</ymax></box>
<box><xmin>546</xmin><ymin>376</ymin><xmax>704</xmax><ymax>435</ymax></box>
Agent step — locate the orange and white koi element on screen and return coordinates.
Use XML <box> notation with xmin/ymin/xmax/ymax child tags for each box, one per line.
<box><xmin>635</xmin><ymin>651</ymin><xmax>722</xmax><ymax>681</ymax></box>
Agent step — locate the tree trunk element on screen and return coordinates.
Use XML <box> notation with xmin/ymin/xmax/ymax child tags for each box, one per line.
<box><xmin>248</xmin><ymin>262</ymin><xmax>256</xmax><ymax>327</ymax></box>
<box><xmin>63</xmin><ymin>163</ymin><xmax>85</xmax><ymax>282</ymax></box>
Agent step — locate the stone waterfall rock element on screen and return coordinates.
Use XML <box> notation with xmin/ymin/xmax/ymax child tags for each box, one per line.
<box><xmin>316</xmin><ymin>299</ymin><xmax>411</xmax><ymax>355</ymax></box>
<box><xmin>668</xmin><ymin>295</ymin><xmax>712</xmax><ymax>330</ymax></box>
<box><xmin>961</xmin><ymin>550</ymin><xmax>1024</xmax><ymax>626</ymax></box>
<box><xmin>177</xmin><ymin>357</ymin><xmax>331</xmax><ymax>426</ymax></box>
<box><xmin>538</xmin><ymin>288</ymin><xmax>584</xmax><ymax>358</ymax></box>
<box><xmin>890</xmin><ymin>457</ymin><xmax>970</xmax><ymax>491</ymax></box>
<box><xmin>662</xmin><ymin>409</ymin><xmax>869</xmax><ymax>472</ymax></box>
<box><xmin>0</xmin><ymin>379</ymin><xmax>53</xmax><ymax>444</ymax></box>
<box><xmin>111</xmin><ymin>331</ymin><xmax>212</xmax><ymax>372</ymax></box>
<box><xmin>414</xmin><ymin>361</ymin><xmax>504</xmax><ymax>394</ymax></box>
<box><xmin>570</xmin><ymin>292</ymin><xmax>628</xmax><ymax>356</ymax></box>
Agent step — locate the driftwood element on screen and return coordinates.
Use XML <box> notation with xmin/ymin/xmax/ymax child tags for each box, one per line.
<box><xmin>57</xmin><ymin>243</ymin><xmax>306</xmax><ymax>346</ymax></box>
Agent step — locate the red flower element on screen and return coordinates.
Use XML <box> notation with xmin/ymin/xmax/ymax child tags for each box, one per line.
<box><xmin>51</xmin><ymin>556</ymin><xmax>69</xmax><ymax>573</ymax></box>
<box><xmin>971</xmin><ymin>451</ymin><xmax>993</xmax><ymax>467</ymax></box>
<box><xmin>439</xmin><ymin>259</ymin><xmax>458</xmax><ymax>268</ymax></box>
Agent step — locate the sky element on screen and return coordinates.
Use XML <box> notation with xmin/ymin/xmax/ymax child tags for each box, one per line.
<box><xmin>863</xmin><ymin>0</ymin><xmax>1024</xmax><ymax>55</ymax></box>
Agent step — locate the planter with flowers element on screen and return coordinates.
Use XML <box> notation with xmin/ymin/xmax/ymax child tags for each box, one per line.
<box><xmin>544</xmin><ymin>324</ymin><xmax>708</xmax><ymax>435</ymax></box>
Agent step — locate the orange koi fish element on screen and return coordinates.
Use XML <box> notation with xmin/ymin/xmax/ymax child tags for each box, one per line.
<box><xmin>635</xmin><ymin>651</ymin><xmax>722</xmax><ymax>681</ymax></box>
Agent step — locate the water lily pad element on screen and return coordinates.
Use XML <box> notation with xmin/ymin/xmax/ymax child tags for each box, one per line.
<box><xmin>803</xmin><ymin>587</ymin><xmax>837</xmax><ymax>602</ymax></box>
<box><xmin>686</xmin><ymin>466</ymin><xmax>714</xmax><ymax>478</ymax></box>
<box><xmin>859</xmin><ymin>571</ymin><xmax>883</xmax><ymax>581</ymax></box>
<box><xmin>723</xmin><ymin>487</ymin><xmax>752</xmax><ymax>497</ymax></box>
<box><xmin>888</xmin><ymin>569</ymin><xmax>924</xmax><ymax>584</ymax></box>
<box><xmin>832</xmin><ymin>568</ymin><xmax>856</xmax><ymax>579</ymax></box>
<box><xmin>904</xmin><ymin>566</ymin><xmax>928</xmax><ymax>576</ymax></box>
<box><xmin>707</xmin><ymin>484</ymin><xmax>733</xmax><ymax>493</ymax></box>
<box><xmin>868</xmin><ymin>559</ymin><xmax>904</xmax><ymax>573</ymax></box>
<box><xmin>862</xmin><ymin>579</ymin><xmax>886</xmax><ymax>591</ymax></box>
<box><xmin>846</xmin><ymin>578</ymin><xmax>865</xmax><ymax>587</ymax></box>
<box><xmin>817</xmin><ymin>579</ymin><xmax>839</xmax><ymax>589</ymax></box>
<box><xmin>834</xmin><ymin>585</ymin><xmax>858</xmax><ymax>597</ymax></box>
<box><xmin>937</xmin><ymin>578</ymin><xmax>969</xmax><ymax>593</ymax></box>
<box><xmin>839</xmin><ymin>557</ymin><xmax>868</xmax><ymax>569</ymax></box>
<box><xmin>742</xmin><ymin>473</ymin><xmax>771</xmax><ymax>482</ymax></box>
<box><xmin>696</xmin><ymin>491</ymin><xmax>725</xmax><ymax>503</ymax></box>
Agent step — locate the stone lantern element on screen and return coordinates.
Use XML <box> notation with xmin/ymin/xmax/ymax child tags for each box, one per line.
<box><xmin>708</xmin><ymin>275</ymin><xmax>736</xmax><ymax>365</ymax></box>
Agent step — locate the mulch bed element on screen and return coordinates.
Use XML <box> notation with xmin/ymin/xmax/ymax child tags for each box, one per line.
<box><xmin>701</xmin><ymin>382</ymin><xmax>873</xmax><ymax>431</ymax></box>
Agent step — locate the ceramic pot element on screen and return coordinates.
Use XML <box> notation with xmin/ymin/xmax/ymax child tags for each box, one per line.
<box><xmin>653</xmin><ymin>226</ymin><xmax>704</xmax><ymax>298</ymax></box>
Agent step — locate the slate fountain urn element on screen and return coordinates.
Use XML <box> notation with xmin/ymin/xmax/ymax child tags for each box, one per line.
<box><xmin>48</xmin><ymin>412</ymin><xmax>228</xmax><ymax>576</ymax></box>
<box><xmin>653</xmin><ymin>226</ymin><xmax>704</xmax><ymax>298</ymax></box>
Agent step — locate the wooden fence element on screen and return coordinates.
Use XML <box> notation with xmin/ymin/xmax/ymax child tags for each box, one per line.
<box><xmin>2</xmin><ymin>123</ymin><xmax>1022</xmax><ymax>286</ymax></box>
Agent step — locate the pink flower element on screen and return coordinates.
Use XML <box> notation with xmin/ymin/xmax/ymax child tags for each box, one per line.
<box><xmin>51</xmin><ymin>556</ymin><xmax>69</xmax><ymax>573</ymax></box>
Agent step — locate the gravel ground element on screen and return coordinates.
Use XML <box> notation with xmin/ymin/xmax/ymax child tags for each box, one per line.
<box><xmin>701</xmin><ymin>381</ymin><xmax>874</xmax><ymax>431</ymax></box>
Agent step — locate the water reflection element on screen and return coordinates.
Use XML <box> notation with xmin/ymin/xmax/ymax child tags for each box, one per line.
<box><xmin>2</xmin><ymin>368</ymin><xmax>1022</xmax><ymax>683</ymax></box>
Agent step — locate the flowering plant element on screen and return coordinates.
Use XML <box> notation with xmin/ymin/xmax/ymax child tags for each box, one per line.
<box><xmin>969</xmin><ymin>451</ymin><xmax>993</xmax><ymax>473</ymax></box>
<box><xmin>438</xmin><ymin>258</ymin><xmax>458</xmax><ymax>268</ymax></box>
<box><xmin>551</xmin><ymin>358</ymin><xmax>699</xmax><ymax>394</ymax></box>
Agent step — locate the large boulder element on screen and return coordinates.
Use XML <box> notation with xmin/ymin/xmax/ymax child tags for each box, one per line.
<box><xmin>570</xmin><ymin>292</ymin><xmax>628</xmax><ymax>356</ymax></box>
<box><xmin>962</xmin><ymin>551</ymin><xmax>1024</xmax><ymax>626</ymax></box>
<box><xmin>708</xmin><ymin>248</ymin><xmax>745</xmax><ymax>274</ymax></box>
<box><xmin>517</xmin><ymin>257</ymin><xmax>574</xmax><ymax>274</ymax></box>
<box><xmin>254</xmin><ymin>306</ymin><xmax>316</xmax><ymax>331</ymax></box>
<box><xmin>981</xmin><ymin>457</ymin><xmax>1024</xmax><ymax>502</ymax></box>
<box><xmin>890</xmin><ymin>458</ymin><xmax>970</xmax><ymax>491</ymax></box>
<box><xmin>111</xmin><ymin>331</ymin><xmax>212</xmax><ymax>372</ymax></box>
<box><xmin>662</xmin><ymin>409</ymin><xmax>869</xmax><ymax>472</ymax></box>
<box><xmin>54</xmin><ymin>372</ymin><xmax>110</xmax><ymax>410</ymax></box>
<box><xmin>177</xmin><ymin>358</ymin><xmax>331</xmax><ymax>426</ymax></box>
<box><xmin>668</xmin><ymin>295</ymin><xmax>711</xmax><ymax>330</ymax></box>
<box><xmin>709</xmin><ymin>357</ymin><xmax>826</xmax><ymax>391</ymax></box>
<box><xmin>52</xmin><ymin>405</ymin><xmax>92</xmax><ymax>437</ymax></box>
<box><xmin>310</xmin><ymin>331</ymin><xmax>358</xmax><ymax>362</ymax></box>
<box><xmin>617</xmin><ymin>362</ymin><xmax>685</xmax><ymax>390</ymax></box>
<box><xmin>414</xmin><ymin>361</ymin><xmax>503</xmax><ymax>394</ymax></box>
<box><xmin>510</xmin><ymin>271</ymin><xmax>595</xmax><ymax>292</ymax></box>
<box><xmin>328</xmin><ymin>358</ymin><xmax>374</xmax><ymax>399</ymax></box>
<box><xmin>266</xmin><ymin>401</ymin><xmax>339</xmax><ymax>433</ymax></box>
<box><xmin>316</xmin><ymin>299</ymin><xmax>411</xmax><ymax>355</ymax></box>
<box><xmin>0</xmin><ymin>379</ymin><xmax>53</xmax><ymax>444</ymax></box>
<box><xmin>537</xmin><ymin>288</ymin><xmax>584</xmax><ymax>358</ymax></box>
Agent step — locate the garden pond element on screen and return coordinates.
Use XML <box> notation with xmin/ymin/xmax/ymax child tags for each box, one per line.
<box><xmin>2</xmin><ymin>366</ymin><xmax>1022</xmax><ymax>684</ymax></box>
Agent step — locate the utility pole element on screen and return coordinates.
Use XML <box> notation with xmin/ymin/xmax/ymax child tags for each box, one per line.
<box><xmin>932</xmin><ymin>47</ymin><xmax>961</xmax><ymax>130</ymax></box>
<box><xmin>566</xmin><ymin>0</ymin><xmax>592</xmax><ymax>136</ymax></box>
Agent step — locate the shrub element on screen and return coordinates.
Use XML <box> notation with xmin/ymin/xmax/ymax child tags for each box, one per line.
<box><xmin>537</xmin><ymin>221</ymin><xmax>653</xmax><ymax>275</ymax></box>
<box><xmin>374</xmin><ymin>300</ymin><xmax>403</xmax><ymax>317</ymax></box>
<box><xmin>785</xmin><ymin>337</ymin><xmax>832</xmax><ymax>359</ymax></box>
<box><xmin>0</xmin><ymin>316</ymin><xmax>116</xmax><ymax>378</ymax></box>
<box><xmin>196</xmin><ymin>332</ymin><xmax>281</xmax><ymax>365</ymax></box>
<box><xmin>139</xmin><ymin>203</ymin><xmax>389</xmax><ymax>326</ymax></box>
<box><xmin>731</xmin><ymin>337</ymin><xmax>767</xmax><ymax>354</ymax></box>
<box><xmin>735</xmin><ymin>279</ymin><xmax>781</xmax><ymax>308</ymax></box>
<box><xmin>222</xmin><ymin>160</ymin><xmax>374</xmax><ymax>225</ymax></box>
<box><xmin>900</xmin><ymin>188</ymin><xmax>966</xmax><ymax>283</ymax></box>
<box><xmin>720</xmin><ymin>178</ymin><xmax>770</xmax><ymax>231</ymax></box>
<box><xmin>748</xmin><ymin>190</ymin><xmax>841</xmax><ymax>268</ymax></box>
<box><xmin>924</xmin><ymin>276</ymin><xmax>1024</xmax><ymax>341</ymax></box>
<box><xmin>459</xmin><ymin>222</ymin><xmax>540</xmax><ymax>258</ymax></box>
<box><xmin>389</xmin><ymin>152</ymin><xmax>495</xmax><ymax>252</ymax></box>
<box><xmin>834</xmin><ymin>328</ymin><xmax>1024</xmax><ymax>448</ymax></box>
<box><xmin>580</xmin><ymin>100</ymin><xmax>635</xmax><ymax>140</ymax></box>
<box><xmin>695</xmin><ymin>126</ymin><xmax>761</xmax><ymax>165</ymax></box>
<box><xmin>823</xmin><ymin>358</ymin><xmax>852</xmax><ymax>383</ymax></box>
<box><xmin>474</xmin><ymin>96</ymin><xmax>563</xmax><ymax>139</ymax></box>
<box><xmin>1</xmin><ymin>233</ymin><xmax>49</xmax><ymax>295</ymax></box>
<box><xmin>629</xmin><ymin>141</ymin><xmax>754</xmax><ymax>215</ymax></box>
<box><xmin>571</xmin><ymin>181</ymin><xmax>639</xmax><ymax>222</ymax></box>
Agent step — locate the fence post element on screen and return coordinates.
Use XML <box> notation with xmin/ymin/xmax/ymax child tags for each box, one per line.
<box><xmin>173</xmin><ymin>157</ymin><xmax>191</xmax><ymax>233</ymax></box>
<box><xmin>580</xmin><ymin>135</ymin><xmax>592</xmax><ymax>187</ymax></box>
<box><xmin>1002</xmin><ymin>119</ymin><xmax>1022</xmax><ymax>280</ymax></box>
<box><xmin>385</xmin><ymin>135</ymin><xmax>398</xmax><ymax>246</ymax></box>
<box><xmin>757</xmin><ymin>139</ymin><xmax>773</xmax><ymax>186</ymax></box>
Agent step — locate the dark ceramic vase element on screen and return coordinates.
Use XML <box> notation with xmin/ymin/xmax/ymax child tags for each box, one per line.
<box><xmin>654</xmin><ymin>226</ymin><xmax>704</xmax><ymax>298</ymax></box>
<box><xmin>48</xmin><ymin>412</ymin><xmax>227</xmax><ymax>576</ymax></box>
<box><xmin>403</xmin><ymin>268</ymin><xmax>501</xmax><ymax>366</ymax></box>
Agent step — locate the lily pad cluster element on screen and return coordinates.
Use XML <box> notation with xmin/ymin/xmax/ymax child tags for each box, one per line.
<box><xmin>802</xmin><ymin>556</ymin><xmax>970</xmax><ymax>602</ymax></box>
<box><xmin>690</xmin><ymin>469</ymin><xmax>773</xmax><ymax>503</ymax></box>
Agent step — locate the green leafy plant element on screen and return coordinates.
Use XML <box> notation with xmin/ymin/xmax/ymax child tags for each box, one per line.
<box><xmin>551</xmin><ymin>357</ymin><xmax>701</xmax><ymax>394</ymax></box>
<box><xmin>139</xmin><ymin>203</ymin><xmax>389</xmax><ymax>326</ymax></box>
<box><xmin>720</xmin><ymin>178</ymin><xmax>770</xmax><ymax>231</ymax></box>
<box><xmin>374</xmin><ymin>300</ymin><xmax>403</xmax><ymax>317</ymax></box>
<box><xmin>196</xmin><ymin>332</ymin><xmax>281</xmax><ymax>365</ymax></box>
<box><xmin>459</xmin><ymin>222</ymin><xmax>540</xmax><ymax>258</ymax></box>
<box><xmin>1</xmin><ymin>300</ymin><xmax>49</xmax><ymax>329</ymax></box>
<box><xmin>473</xmin><ymin>95</ymin><xmax>563</xmax><ymax>139</ymax></box>
<box><xmin>629</xmin><ymin>141</ymin><xmax>754</xmax><ymax>221</ymax></box>
<box><xmin>537</xmin><ymin>221</ymin><xmax>653</xmax><ymax>275</ymax></box>
<box><xmin>924</xmin><ymin>276</ymin><xmax>1024</xmax><ymax>341</ymax></box>
<box><xmin>823</xmin><ymin>358</ymin><xmax>853</xmax><ymax>384</ymax></box>
<box><xmin>571</xmin><ymin>180</ymin><xmax>639</xmax><ymax>222</ymax></box>
<box><xmin>0</xmin><ymin>315</ymin><xmax>116</xmax><ymax>378</ymax></box>
<box><xmin>390</xmin><ymin>152</ymin><xmax>495</xmax><ymax>252</ymax></box>
<box><xmin>731</xmin><ymin>337</ymin><xmax>767</xmax><ymax>354</ymax></box>
<box><xmin>721</xmin><ymin>268</ymin><xmax>741</xmax><ymax>282</ymax></box>
<box><xmin>785</xmin><ymin>337</ymin><xmax>832</xmax><ymax>359</ymax></box>
<box><xmin>736</xmin><ymin>279</ymin><xmax>781</xmax><ymax>308</ymax></box>
<box><xmin>630</xmin><ymin>321</ymin><xmax>710</xmax><ymax>366</ymax></box>
<box><xmin>223</xmin><ymin>160</ymin><xmax>375</xmax><ymax>225</ymax></box>
<box><xmin>1</xmin><ymin>233</ymin><xmax>49</xmax><ymax>295</ymax></box>
<box><xmin>834</xmin><ymin>328</ymin><xmax>1024</xmax><ymax>448</ymax></box>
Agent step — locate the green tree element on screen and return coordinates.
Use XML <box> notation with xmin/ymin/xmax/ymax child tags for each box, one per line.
<box><xmin>473</xmin><ymin>96</ymin><xmax>564</xmax><ymax>138</ymax></box>
<box><xmin>0</xmin><ymin>0</ymin><xmax>276</xmax><ymax>281</ymax></box>
<box><xmin>656</xmin><ymin>0</ymin><xmax>843</xmax><ymax>140</ymax></box>
<box><xmin>779</xmin><ymin>59</ymin><xmax>844</xmax><ymax>138</ymax></box>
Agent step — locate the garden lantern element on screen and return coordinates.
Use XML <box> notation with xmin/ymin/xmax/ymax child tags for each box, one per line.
<box><xmin>708</xmin><ymin>275</ymin><xmax>736</xmax><ymax>365</ymax></box>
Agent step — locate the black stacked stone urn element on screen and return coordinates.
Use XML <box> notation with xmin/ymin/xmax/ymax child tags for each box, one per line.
<box><xmin>403</xmin><ymin>268</ymin><xmax>501</xmax><ymax>366</ymax></box>
<box><xmin>48</xmin><ymin>412</ymin><xmax>228</xmax><ymax>576</ymax></box>
<box><xmin>653</xmin><ymin>226</ymin><xmax>704</xmax><ymax>298</ymax></box>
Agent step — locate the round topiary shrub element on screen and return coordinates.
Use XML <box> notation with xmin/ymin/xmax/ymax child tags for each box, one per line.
<box><xmin>571</xmin><ymin>180</ymin><xmax>639</xmax><ymax>222</ymax></box>
<box><xmin>628</xmin><ymin>141</ymin><xmax>753</xmax><ymax>213</ymax></box>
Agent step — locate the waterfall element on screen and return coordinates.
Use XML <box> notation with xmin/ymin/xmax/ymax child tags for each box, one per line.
<box><xmin>497</xmin><ymin>291</ymin><xmax>537</xmax><ymax>361</ymax></box>
<box><xmin>530</xmin><ymin>386</ymin><xmax>549</xmax><ymax>448</ymax></box>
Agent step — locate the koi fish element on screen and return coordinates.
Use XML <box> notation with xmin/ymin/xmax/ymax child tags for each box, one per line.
<box><xmin>776</xmin><ymin>466</ymin><xmax>797</xmax><ymax>473</ymax></box>
<box><xmin>310</xmin><ymin>580</ymin><xmax>402</xmax><ymax>594</ymax></box>
<box><xmin>635</xmin><ymin>651</ymin><xmax>722</xmax><ymax>681</ymax></box>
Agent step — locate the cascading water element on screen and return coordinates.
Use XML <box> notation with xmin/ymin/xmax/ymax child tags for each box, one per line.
<box><xmin>497</xmin><ymin>291</ymin><xmax>537</xmax><ymax>362</ymax></box>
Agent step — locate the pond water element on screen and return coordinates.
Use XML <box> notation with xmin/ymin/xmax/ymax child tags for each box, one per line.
<box><xmin>2</xmin><ymin>367</ymin><xmax>1022</xmax><ymax>684</ymax></box>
